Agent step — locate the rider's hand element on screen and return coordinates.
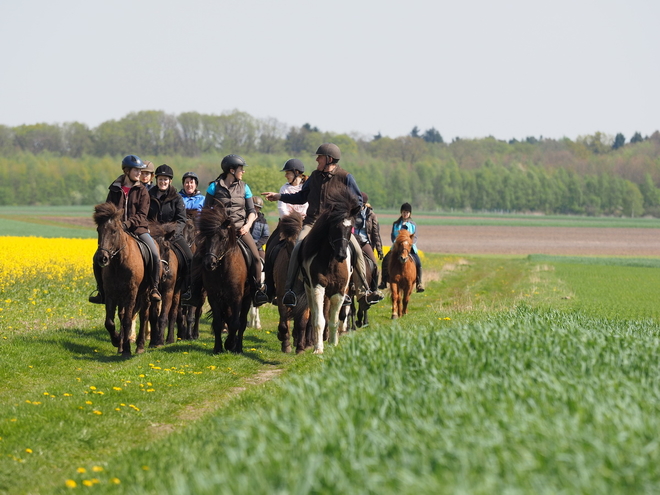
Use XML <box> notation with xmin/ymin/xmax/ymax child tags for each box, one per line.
<box><xmin>378</xmin><ymin>251</ymin><xmax>384</xmax><ymax>260</ymax></box>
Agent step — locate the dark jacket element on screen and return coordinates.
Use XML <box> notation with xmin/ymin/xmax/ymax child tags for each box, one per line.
<box><xmin>148</xmin><ymin>185</ymin><xmax>188</xmax><ymax>237</ymax></box>
<box><xmin>250</xmin><ymin>211</ymin><xmax>270</xmax><ymax>251</ymax></box>
<box><xmin>204</xmin><ymin>175</ymin><xmax>256</xmax><ymax>229</ymax></box>
<box><xmin>365</xmin><ymin>205</ymin><xmax>383</xmax><ymax>253</ymax></box>
<box><xmin>106</xmin><ymin>175</ymin><xmax>150</xmax><ymax>236</ymax></box>
<box><xmin>278</xmin><ymin>167</ymin><xmax>362</xmax><ymax>226</ymax></box>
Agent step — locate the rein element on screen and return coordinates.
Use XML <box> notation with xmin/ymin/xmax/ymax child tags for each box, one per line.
<box><xmin>97</xmin><ymin>244</ymin><xmax>125</xmax><ymax>260</ymax></box>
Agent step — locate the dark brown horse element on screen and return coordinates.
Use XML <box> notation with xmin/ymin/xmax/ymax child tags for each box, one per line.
<box><xmin>92</xmin><ymin>202</ymin><xmax>151</xmax><ymax>355</ymax></box>
<box><xmin>196</xmin><ymin>205</ymin><xmax>251</xmax><ymax>354</ymax></box>
<box><xmin>299</xmin><ymin>185</ymin><xmax>360</xmax><ymax>354</ymax></box>
<box><xmin>177</xmin><ymin>210</ymin><xmax>203</xmax><ymax>340</ymax></box>
<box><xmin>148</xmin><ymin>222</ymin><xmax>181</xmax><ymax>347</ymax></box>
<box><xmin>270</xmin><ymin>211</ymin><xmax>312</xmax><ymax>354</ymax></box>
<box><xmin>388</xmin><ymin>229</ymin><xmax>417</xmax><ymax>319</ymax></box>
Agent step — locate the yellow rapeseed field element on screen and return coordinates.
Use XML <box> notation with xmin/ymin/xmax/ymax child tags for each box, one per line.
<box><xmin>0</xmin><ymin>236</ymin><xmax>96</xmax><ymax>292</ymax></box>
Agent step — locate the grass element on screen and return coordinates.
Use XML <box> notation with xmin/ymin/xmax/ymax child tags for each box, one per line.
<box><xmin>3</xmin><ymin>224</ymin><xmax>660</xmax><ymax>492</ymax></box>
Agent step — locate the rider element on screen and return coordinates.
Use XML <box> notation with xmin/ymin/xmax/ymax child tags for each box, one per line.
<box><xmin>148</xmin><ymin>164</ymin><xmax>194</xmax><ymax>300</ymax></box>
<box><xmin>179</xmin><ymin>171</ymin><xmax>205</xmax><ymax>211</ymax></box>
<box><xmin>250</xmin><ymin>196</ymin><xmax>270</xmax><ymax>260</ymax></box>
<box><xmin>89</xmin><ymin>154</ymin><xmax>162</xmax><ymax>304</ymax></box>
<box><xmin>354</xmin><ymin>192</ymin><xmax>384</xmax><ymax>293</ymax></box>
<box><xmin>140</xmin><ymin>160</ymin><xmax>155</xmax><ymax>191</ymax></box>
<box><xmin>262</xmin><ymin>143</ymin><xmax>384</xmax><ymax>307</ymax></box>
<box><xmin>194</xmin><ymin>154</ymin><xmax>268</xmax><ymax>307</ymax></box>
<box><xmin>379</xmin><ymin>202</ymin><xmax>424</xmax><ymax>293</ymax></box>
<box><xmin>263</xmin><ymin>158</ymin><xmax>308</xmax><ymax>302</ymax></box>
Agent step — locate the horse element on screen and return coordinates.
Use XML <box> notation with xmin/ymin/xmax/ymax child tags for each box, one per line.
<box><xmin>92</xmin><ymin>202</ymin><xmax>151</xmax><ymax>355</ymax></box>
<box><xmin>148</xmin><ymin>222</ymin><xmax>181</xmax><ymax>347</ymax></box>
<box><xmin>345</xmin><ymin>251</ymin><xmax>378</xmax><ymax>330</ymax></box>
<box><xmin>195</xmin><ymin>205</ymin><xmax>251</xmax><ymax>354</ymax></box>
<box><xmin>299</xmin><ymin>185</ymin><xmax>360</xmax><ymax>354</ymax></box>
<box><xmin>388</xmin><ymin>229</ymin><xmax>417</xmax><ymax>319</ymax></box>
<box><xmin>177</xmin><ymin>210</ymin><xmax>203</xmax><ymax>340</ymax></box>
<box><xmin>270</xmin><ymin>211</ymin><xmax>313</xmax><ymax>354</ymax></box>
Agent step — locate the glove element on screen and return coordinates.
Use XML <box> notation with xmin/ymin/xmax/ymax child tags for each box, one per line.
<box><xmin>378</xmin><ymin>251</ymin><xmax>384</xmax><ymax>260</ymax></box>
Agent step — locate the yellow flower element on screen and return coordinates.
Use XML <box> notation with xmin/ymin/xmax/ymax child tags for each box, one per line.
<box><xmin>77</xmin><ymin>467</ymin><xmax>87</xmax><ymax>473</ymax></box>
<box><xmin>112</xmin><ymin>387</ymin><xmax>122</xmax><ymax>391</ymax></box>
<box><xmin>85</xmin><ymin>401</ymin><xmax>93</xmax><ymax>405</ymax></box>
<box><xmin>89</xmin><ymin>386</ymin><xmax>96</xmax><ymax>390</ymax></box>
<box><xmin>25</xmin><ymin>448</ymin><xmax>32</xmax><ymax>454</ymax></box>
<box><xmin>92</xmin><ymin>466</ymin><xmax>104</xmax><ymax>472</ymax></box>
<box><xmin>82</xmin><ymin>480</ymin><xmax>93</xmax><ymax>487</ymax></box>
<box><xmin>93</xmin><ymin>410</ymin><xmax>102</xmax><ymax>415</ymax></box>
<box><xmin>65</xmin><ymin>479</ymin><xmax>77</xmax><ymax>488</ymax></box>
<box><xmin>110</xmin><ymin>477</ymin><xmax>121</xmax><ymax>484</ymax></box>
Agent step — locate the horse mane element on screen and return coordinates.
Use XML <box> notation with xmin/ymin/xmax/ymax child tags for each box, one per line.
<box><xmin>196</xmin><ymin>205</ymin><xmax>237</xmax><ymax>255</ymax></box>
<box><xmin>279</xmin><ymin>211</ymin><xmax>303</xmax><ymax>243</ymax></box>
<box><xmin>393</xmin><ymin>228</ymin><xmax>414</xmax><ymax>253</ymax></box>
<box><xmin>93</xmin><ymin>202</ymin><xmax>122</xmax><ymax>225</ymax></box>
<box><xmin>307</xmin><ymin>181</ymin><xmax>359</xmax><ymax>245</ymax></box>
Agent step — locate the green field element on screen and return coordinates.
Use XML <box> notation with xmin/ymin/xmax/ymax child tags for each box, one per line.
<box><xmin>1</xmin><ymin>216</ymin><xmax>660</xmax><ymax>493</ymax></box>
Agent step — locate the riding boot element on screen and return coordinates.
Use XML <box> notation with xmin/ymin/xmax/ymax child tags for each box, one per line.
<box><xmin>378</xmin><ymin>252</ymin><xmax>390</xmax><ymax>289</ymax></box>
<box><xmin>88</xmin><ymin>263</ymin><xmax>105</xmax><ymax>304</ymax></box>
<box><xmin>414</xmin><ymin>252</ymin><xmax>424</xmax><ymax>293</ymax></box>
<box><xmin>150</xmin><ymin>258</ymin><xmax>162</xmax><ymax>302</ymax></box>
<box><xmin>264</xmin><ymin>241</ymin><xmax>280</xmax><ymax>303</ymax></box>
<box><xmin>182</xmin><ymin>268</ymin><xmax>203</xmax><ymax>307</ymax></box>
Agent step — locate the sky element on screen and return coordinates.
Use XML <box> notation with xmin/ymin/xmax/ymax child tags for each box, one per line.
<box><xmin>1</xmin><ymin>0</ymin><xmax>658</xmax><ymax>142</ymax></box>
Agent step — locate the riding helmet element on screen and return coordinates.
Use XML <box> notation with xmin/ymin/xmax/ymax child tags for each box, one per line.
<box><xmin>362</xmin><ymin>192</ymin><xmax>369</xmax><ymax>204</ymax></box>
<box><xmin>122</xmin><ymin>154</ymin><xmax>145</xmax><ymax>169</ymax></box>
<box><xmin>182</xmin><ymin>171</ymin><xmax>199</xmax><ymax>184</ymax></box>
<box><xmin>252</xmin><ymin>196</ymin><xmax>264</xmax><ymax>208</ymax></box>
<box><xmin>221</xmin><ymin>154</ymin><xmax>247</xmax><ymax>175</ymax></box>
<box><xmin>280</xmin><ymin>158</ymin><xmax>305</xmax><ymax>174</ymax></box>
<box><xmin>155</xmin><ymin>164</ymin><xmax>174</xmax><ymax>178</ymax></box>
<box><xmin>400</xmin><ymin>202</ymin><xmax>412</xmax><ymax>213</ymax></box>
<box><xmin>142</xmin><ymin>160</ymin><xmax>155</xmax><ymax>173</ymax></box>
<box><xmin>314</xmin><ymin>143</ymin><xmax>341</xmax><ymax>161</ymax></box>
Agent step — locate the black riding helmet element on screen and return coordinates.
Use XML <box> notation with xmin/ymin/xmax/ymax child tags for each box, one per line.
<box><xmin>221</xmin><ymin>154</ymin><xmax>247</xmax><ymax>175</ymax></box>
<box><xmin>315</xmin><ymin>143</ymin><xmax>341</xmax><ymax>162</ymax></box>
<box><xmin>182</xmin><ymin>171</ymin><xmax>199</xmax><ymax>185</ymax></box>
<box><xmin>155</xmin><ymin>164</ymin><xmax>174</xmax><ymax>178</ymax></box>
<box><xmin>122</xmin><ymin>154</ymin><xmax>145</xmax><ymax>169</ymax></box>
<box><xmin>400</xmin><ymin>202</ymin><xmax>412</xmax><ymax>213</ymax></box>
<box><xmin>281</xmin><ymin>158</ymin><xmax>305</xmax><ymax>174</ymax></box>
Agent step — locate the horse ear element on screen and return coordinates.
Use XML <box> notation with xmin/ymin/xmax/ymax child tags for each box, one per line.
<box><xmin>350</xmin><ymin>205</ymin><xmax>361</xmax><ymax>218</ymax></box>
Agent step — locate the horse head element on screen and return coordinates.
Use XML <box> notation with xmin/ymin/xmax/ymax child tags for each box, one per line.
<box><xmin>93</xmin><ymin>202</ymin><xmax>126</xmax><ymax>267</ymax></box>
<box><xmin>197</xmin><ymin>205</ymin><xmax>236</xmax><ymax>272</ymax></box>
<box><xmin>318</xmin><ymin>187</ymin><xmax>360</xmax><ymax>262</ymax></box>
<box><xmin>394</xmin><ymin>229</ymin><xmax>413</xmax><ymax>264</ymax></box>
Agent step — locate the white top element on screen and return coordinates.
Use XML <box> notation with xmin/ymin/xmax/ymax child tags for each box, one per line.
<box><xmin>278</xmin><ymin>182</ymin><xmax>308</xmax><ymax>218</ymax></box>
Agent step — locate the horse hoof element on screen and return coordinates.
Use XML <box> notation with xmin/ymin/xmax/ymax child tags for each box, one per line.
<box><xmin>149</xmin><ymin>344</ymin><xmax>163</xmax><ymax>349</ymax></box>
<box><xmin>282</xmin><ymin>343</ymin><xmax>292</xmax><ymax>353</ymax></box>
<box><xmin>313</xmin><ymin>349</ymin><xmax>324</xmax><ymax>355</ymax></box>
<box><xmin>136</xmin><ymin>347</ymin><xmax>145</xmax><ymax>354</ymax></box>
<box><xmin>391</xmin><ymin>315</ymin><xmax>398</xmax><ymax>320</ymax></box>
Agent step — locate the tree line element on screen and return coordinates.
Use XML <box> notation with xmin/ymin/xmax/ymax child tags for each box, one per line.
<box><xmin>0</xmin><ymin>110</ymin><xmax>659</xmax><ymax>217</ymax></box>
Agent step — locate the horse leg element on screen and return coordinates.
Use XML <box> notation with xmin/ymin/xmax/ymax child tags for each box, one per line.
<box><xmin>391</xmin><ymin>282</ymin><xmax>400</xmax><ymax>319</ymax></box>
<box><xmin>308</xmin><ymin>285</ymin><xmax>326</xmax><ymax>354</ymax></box>
<box><xmin>105</xmin><ymin>300</ymin><xmax>120</xmax><ymax>348</ymax></box>
<box><xmin>211</xmin><ymin>314</ymin><xmax>226</xmax><ymax>354</ymax></box>
<box><xmin>192</xmin><ymin>303</ymin><xmax>202</xmax><ymax>340</ymax></box>
<box><xmin>136</xmin><ymin>299</ymin><xmax>148</xmax><ymax>354</ymax></box>
<box><xmin>166</xmin><ymin>292</ymin><xmax>180</xmax><ymax>344</ymax></box>
<box><xmin>120</xmin><ymin>302</ymin><xmax>136</xmax><ymax>356</ymax></box>
<box><xmin>278</xmin><ymin>304</ymin><xmax>292</xmax><ymax>353</ymax></box>
<box><xmin>328</xmin><ymin>293</ymin><xmax>344</xmax><ymax>346</ymax></box>
<box><xmin>234</xmin><ymin>297</ymin><xmax>251</xmax><ymax>355</ymax></box>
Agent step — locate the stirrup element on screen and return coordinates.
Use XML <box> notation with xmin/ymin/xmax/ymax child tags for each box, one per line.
<box><xmin>378</xmin><ymin>281</ymin><xmax>387</xmax><ymax>290</ymax></box>
<box><xmin>282</xmin><ymin>290</ymin><xmax>297</xmax><ymax>308</ymax></box>
<box><xmin>416</xmin><ymin>284</ymin><xmax>425</xmax><ymax>293</ymax></box>
<box><xmin>88</xmin><ymin>290</ymin><xmax>104</xmax><ymax>304</ymax></box>
<box><xmin>342</xmin><ymin>294</ymin><xmax>352</xmax><ymax>307</ymax></box>
<box><xmin>254</xmin><ymin>287</ymin><xmax>269</xmax><ymax>307</ymax></box>
<box><xmin>150</xmin><ymin>288</ymin><xmax>162</xmax><ymax>302</ymax></box>
<box><xmin>365</xmin><ymin>290</ymin><xmax>384</xmax><ymax>305</ymax></box>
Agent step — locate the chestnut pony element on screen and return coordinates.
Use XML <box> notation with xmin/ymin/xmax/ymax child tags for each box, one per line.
<box><xmin>195</xmin><ymin>204</ymin><xmax>251</xmax><ymax>354</ymax></box>
<box><xmin>388</xmin><ymin>229</ymin><xmax>417</xmax><ymax>319</ymax></box>
<box><xmin>299</xmin><ymin>184</ymin><xmax>360</xmax><ymax>354</ymax></box>
<box><xmin>92</xmin><ymin>202</ymin><xmax>151</xmax><ymax>355</ymax></box>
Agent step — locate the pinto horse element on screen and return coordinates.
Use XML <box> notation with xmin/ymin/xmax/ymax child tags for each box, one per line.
<box><xmin>270</xmin><ymin>211</ymin><xmax>312</xmax><ymax>354</ymax></box>
<box><xmin>388</xmin><ymin>229</ymin><xmax>417</xmax><ymax>319</ymax></box>
<box><xmin>196</xmin><ymin>205</ymin><xmax>251</xmax><ymax>354</ymax></box>
<box><xmin>93</xmin><ymin>202</ymin><xmax>151</xmax><ymax>355</ymax></box>
<box><xmin>299</xmin><ymin>185</ymin><xmax>360</xmax><ymax>354</ymax></box>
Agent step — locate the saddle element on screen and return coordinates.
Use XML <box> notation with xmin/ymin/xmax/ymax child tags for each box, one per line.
<box><xmin>237</xmin><ymin>237</ymin><xmax>257</xmax><ymax>273</ymax></box>
<box><xmin>130</xmin><ymin>233</ymin><xmax>154</xmax><ymax>274</ymax></box>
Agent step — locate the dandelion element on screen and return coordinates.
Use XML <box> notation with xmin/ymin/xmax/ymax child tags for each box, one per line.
<box><xmin>112</xmin><ymin>387</ymin><xmax>122</xmax><ymax>391</ymax></box>
<box><xmin>25</xmin><ymin>448</ymin><xmax>32</xmax><ymax>454</ymax></box>
<box><xmin>77</xmin><ymin>467</ymin><xmax>87</xmax><ymax>474</ymax></box>
<box><xmin>65</xmin><ymin>479</ymin><xmax>77</xmax><ymax>488</ymax></box>
<box><xmin>92</xmin><ymin>466</ymin><xmax>104</xmax><ymax>472</ymax></box>
<box><xmin>93</xmin><ymin>410</ymin><xmax>102</xmax><ymax>415</ymax></box>
<box><xmin>82</xmin><ymin>480</ymin><xmax>93</xmax><ymax>487</ymax></box>
<box><xmin>85</xmin><ymin>401</ymin><xmax>93</xmax><ymax>405</ymax></box>
<box><xmin>142</xmin><ymin>465</ymin><xmax>150</xmax><ymax>471</ymax></box>
<box><xmin>89</xmin><ymin>386</ymin><xmax>96</xmax><ymax>390</ymax></box>
<box><xmin>110</xmin><ymin>478</ymin><xmax>121</xmax><ymax>484</ymax></box>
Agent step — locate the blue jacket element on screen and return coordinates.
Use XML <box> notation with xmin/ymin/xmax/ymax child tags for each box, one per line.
<box><xmin>179</xmin><ymin>189</ymin><xmax>205</xmax><ymax>211</ymax></box>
